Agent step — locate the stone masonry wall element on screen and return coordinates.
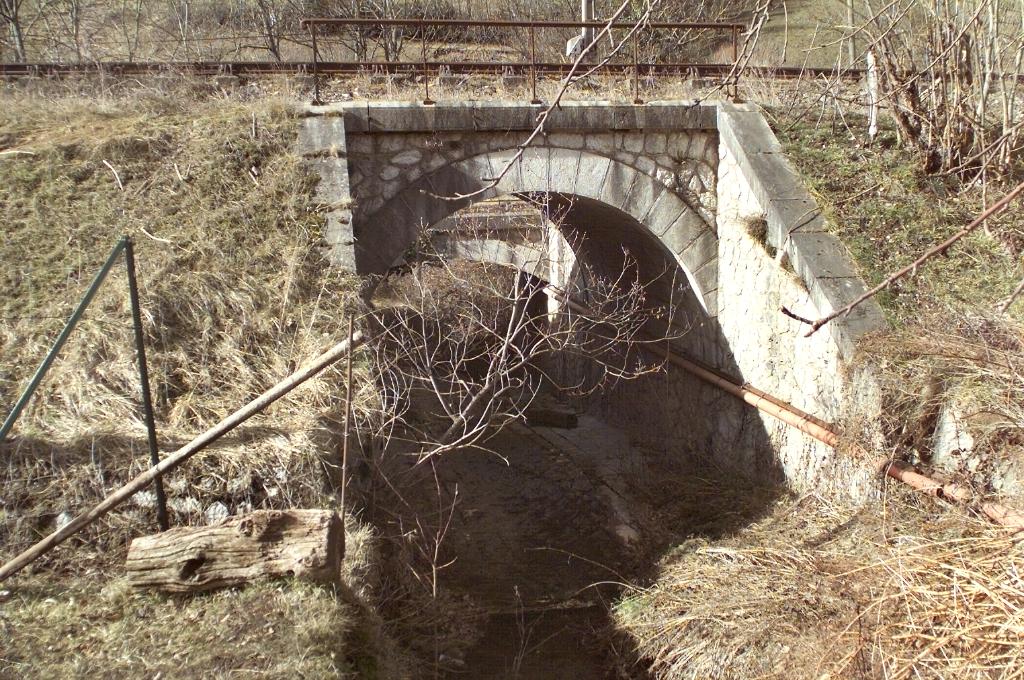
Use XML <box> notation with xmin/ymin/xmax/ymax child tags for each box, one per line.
<box><xmin>345</xmin><ymin>129</ymin><xmax>718</xmax><ymax>233</ymax></box>
<box><xmin>297</xmin><ymin>101</ymin><xmax>887</xmax><ymax>502</ymax></box>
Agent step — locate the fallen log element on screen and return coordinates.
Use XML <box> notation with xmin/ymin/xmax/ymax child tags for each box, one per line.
<box><xmin>126</xmin><ymin>509</ymin><xmax>343</xmax><ymax>593</ymax></box>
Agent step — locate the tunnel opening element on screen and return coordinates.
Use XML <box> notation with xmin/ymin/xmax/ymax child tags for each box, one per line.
<box><xmin>349</xmin><ymin>191</ymin><xmax>785</xmax><ymax>677</ymax></box>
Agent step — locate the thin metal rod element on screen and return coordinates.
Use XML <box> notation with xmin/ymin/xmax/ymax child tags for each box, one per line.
<box><xmin>310</xmin><ymin>26</ymin><xmax>321</xmax><ymax>104</ymax></box>
<box><xmin>421</xmin><ymin>35</ymin><xmax>433</xmax><ymax>105</ymax></box>
<box><xmin>632</xmin><ymin>31</ymin><xmax>642</xmax><ymax>105</ymax></box>
<box><xmin>301</xmin><ymin>18</ymin><xmax>745</xmax><ymax>31</ymax></box>
<box><xmin>125</xmin><ymin>237</ymin><xmax>169</xmax><ymax>532</ymax></box>
<box><xmin>0</xmin><ymin>330</ymin><xmax>367</xmax><ymax>581</ymax></box>
<box><xmin>340</xmin><ymin>314</ymin><xmax>354</xmax><ymax>515</ymax></box>
<box><xmin>731</xmin><ymin>26</ymin><xmax>739</xmax><ymax>98</ymax></box>
<box><xmin>529</xmin><ymin>25</ymin><xmax>540</xmax><ymax>104</ymax></box>
<box><xmin>0</xmin><ymin>61</ymin><xmax>859</xmax><ymax>79</ymax></box>
<box><xmin>1</xmin><ymin>237</ymin><xmax>127</xmax><ymax>443</ymax></box>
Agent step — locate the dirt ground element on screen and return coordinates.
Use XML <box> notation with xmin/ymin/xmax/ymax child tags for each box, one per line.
<box><xmin>360</xmin><ymin>403</ymin><xmax>780</xmax><ymax>678</ymax></box>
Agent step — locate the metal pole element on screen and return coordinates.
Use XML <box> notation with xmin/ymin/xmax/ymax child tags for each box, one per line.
<box><xmin>632</xmin><ymin>31</ymin><xmax>642</xmax><ymax>105</ymax></box>
<box><xmin>731</xmin><ymin>26</ymin><xmax>740</xmax><ymax>98</ymax></box>
<box><xmin>581</xmin><ymin>0</ymin><xmax>595</xmax><ymax>54</ymax></box>
<box><xmin>340</xmin><ymin>314</ymin><xmax>354</xmax><ymax>515</ymax></box>
<box><xmin>310</xmin><ymin>25</ymin><xmax>321</xmax><ymax>105</ymax></box>
<box><xmin>530</xmin><ymin>25</ymin><xmax>540</xmax><ymax>104</ymax></box>
<box><xmin>0</xmin><ymin>238</ymin><xmax>128</xmax><ymax>443</ymax></box>
<box><xmin>421</xmin><ymin>34</ymin><xmax>434</xmax><ymax>105</ymax></box>
<box><xmin>124</xmin><ymin>237</ymin><xmax>169</xmax><ymax>531</ymax></box>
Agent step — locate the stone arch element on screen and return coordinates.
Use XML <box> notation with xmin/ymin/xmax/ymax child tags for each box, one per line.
<box><xmin>352</xmin><ymin>148</ymin><xmax>718</xmax><ymax>314</ymax></box>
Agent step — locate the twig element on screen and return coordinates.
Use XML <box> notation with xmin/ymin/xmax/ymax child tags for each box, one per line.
<box><xmin>140</xmin><ymin>227</ymin><xmax>172</xmax><ymax>245</ymax></box>
<box><xmin>801</xmin><ymin>179</ymin><xmax>1024</xmax><ymax>336</ymax></box>
<box><xmin>998</xmin><ymin>276</ymin><xmax>1024</xmax><ymax>314</ymax></box>
<box><xmin>102</xmin><ymin>159</ymin><xmax>124</xmax><ymax>191</ymax></box>
<box><xmin>427</xmin><ymin>0</ymin><xmax>653</xmax><ymax>202</ymax></box>
<box><xmin>781</xmin><ymin>306</ymin><xmax>814</xmax><ymax>325</ymax></box>
<box><xmin>0</xmin><ymin>149</ymin><xmax>35</xmax><ymax>156</ymax></box>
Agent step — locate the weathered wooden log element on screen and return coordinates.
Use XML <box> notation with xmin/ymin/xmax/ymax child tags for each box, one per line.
<box><xmin>125</xmin><ymin>509</ymin><xmax>343</xmax><ymax>593</ymax></box>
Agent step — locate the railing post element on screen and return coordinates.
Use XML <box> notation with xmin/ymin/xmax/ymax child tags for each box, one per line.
<box><xmin>530</xmin><ymin>24</ymin><xmax>540</xmax><ymax>104</ymax></box>
<box><xmin>731</xmin><ymin>25</ymin><xmax>739</xmax><ymax>98</ymax></box>
<box><xmin>632</xmin><ymin>29</ymin><xmax>643</xmax><ymax>105</ymax></box>
<box><xmin>421</xmin><ymin>33</ymin><xmax>434</xmax><ymax>105</ymax></box>
<box><xmin>309</xmin><ymin>22</ymin><xmax>322</xmax><ymax>105</ymax></box>
<box><xmin>125</xmin><ymin>237</ymin><xmax>169</xmax><ymax>532</ymax></box>
<box><xmin>0</xmin><ymin>238</ymin><xmax>128</xmax><ymax>443</ymax></box>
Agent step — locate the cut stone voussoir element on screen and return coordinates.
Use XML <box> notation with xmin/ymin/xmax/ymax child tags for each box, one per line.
<box><xmin>125</xmin><ymin>509</ymin><xmax>343</xmax><ymax>593</ymax></box>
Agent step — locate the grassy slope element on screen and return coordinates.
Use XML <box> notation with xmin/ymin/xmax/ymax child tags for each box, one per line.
<box><xmin>772</xmin><ymin>110</ymin><xmax>1024</xmax><ymax>324</ymax></box>
<box><xmin>0</xmin><ymin>84</ymin><xmax>408</xmax><ymax>678</ymax></box>
<box><xmin>613</xmin><ymin>103</ymin><xmax>1024</xmax><ymax>680</ymax></box>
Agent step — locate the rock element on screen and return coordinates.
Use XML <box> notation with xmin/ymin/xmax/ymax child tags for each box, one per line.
<box><xmin>169</xmin><ymin>496</ymin><xmax>201</xmax><ymax>515</ymax></box>
<box><xmin>205</xmin><ymin>502</ymin><xmax>230</xmax><ymax>525</ymax></box>
<box><xmin>55</xmin><ymin>512</ymin><xmax>73</xmax><ymax>531</ymax></box>
<box><xmin>131</xmin><ymin>490</ymin><xmax>157</xmax><ymax>509</ymax></box>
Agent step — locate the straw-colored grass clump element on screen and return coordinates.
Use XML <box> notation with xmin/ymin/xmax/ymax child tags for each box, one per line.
<box><xmin>0</xmin><ymin>84</ymin><xmax>356</xmax><ymax>569</ymax></box>
<box><xmin>614</xmin><ymin>489</ymin><xmax>1024</xmax><ymax>679</ymax></box>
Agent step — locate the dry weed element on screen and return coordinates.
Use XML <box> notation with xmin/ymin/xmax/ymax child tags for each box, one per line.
<box><xmin>614</xmin><ymin>483</ymin><xmax>1024</xmax><ymax>679</ymax></box>
<box><xmin>0</xmin><ymin>86</ymin><xmax>358</xmax><ymax>573</ymax></box>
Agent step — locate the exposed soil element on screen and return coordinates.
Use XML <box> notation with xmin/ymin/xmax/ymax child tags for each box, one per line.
<box><xmin>362</xmin><ymin>402</ymin><xmax>775</xmax><ymax>678</ymax></box>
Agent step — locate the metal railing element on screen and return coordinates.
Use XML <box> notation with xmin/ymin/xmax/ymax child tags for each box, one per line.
<box><xmin>299</xmin><ymin>17</ymin><xmax>745</xmax><ymax>104</ymax></box>
<box><xmin>1</xmin><ymin>236</ymin><xmax>169</xmax><ymax>531</ymax></box>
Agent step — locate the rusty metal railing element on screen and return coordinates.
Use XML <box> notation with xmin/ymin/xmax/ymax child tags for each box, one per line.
<box><xmin>299</xmin><ymin>17</ymin><xmax>745</xmax><ymax>105</ymax></box>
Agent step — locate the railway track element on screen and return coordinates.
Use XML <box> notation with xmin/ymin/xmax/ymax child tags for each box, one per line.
<box><xmin>0</xmin><ymin>60</ymin><xmax>864</xmax><ymax>80</ymax></box>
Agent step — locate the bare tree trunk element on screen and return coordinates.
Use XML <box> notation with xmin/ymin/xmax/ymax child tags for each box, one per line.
<box><xmin>1</xmin><ymin>0</ymin><xmax>28</xmax><ymax>63</ymax></box>
<box><xmin>866</xmin><ymin>48</ymin><xmax>879</xmax><ymax>140</ymax></box>
<box><xmin>846</xmin><ymin>0</ymin><xmax>856</xmax><ymax>67</ymax></box>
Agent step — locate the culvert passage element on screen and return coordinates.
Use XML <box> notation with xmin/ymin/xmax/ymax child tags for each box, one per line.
<box><xmin>347</xmin><ymin>196</ymin><xmax>786</xmax><ymax>677</ymax></box>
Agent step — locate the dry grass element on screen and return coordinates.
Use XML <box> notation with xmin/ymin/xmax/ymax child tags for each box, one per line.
<box><xmin>859</xmin><ymin>311</ymin><xmax>1024</xmax><ymax>491</ymax></box>
<box><xmin>614</xmin><ymin>485</ymin><xmax>1024</xmax><ymax>679</ymax></box>
<box><xmin>0</xmin><ymin>81</ymin><xmax>420</xmax><ymax>676</ymax></box>
<box><xmin>0</xmin><ymin>82</ymin><xmax>362</xmax><ymax>574</ymax></box>
<box><xmin>0</xmin><ymin>516</ymin><xmax>413</xmax><ymax>679</ymax></box>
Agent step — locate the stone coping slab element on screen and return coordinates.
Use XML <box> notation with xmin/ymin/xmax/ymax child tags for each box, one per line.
<box><xmin>302</xmin><ymin>100</ymin><xmax>718</xmax><ymax>133</ymax></box>
<box><xmin>717</xmin><ymin>101</ymin><xmax>887</xmax><ymax>359</ymax></box>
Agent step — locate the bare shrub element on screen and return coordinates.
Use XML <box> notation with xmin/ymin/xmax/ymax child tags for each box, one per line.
<box><xmin>862</xmin><ymin>0</ymin><xmax>1024</xmax><ymax>179</ymax></box>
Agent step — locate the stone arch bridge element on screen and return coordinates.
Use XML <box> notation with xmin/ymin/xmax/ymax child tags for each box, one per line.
<box><xmin>296</xmin><ymin>100</ymin><xmax>886</xmax><ymax>500</ymax></box>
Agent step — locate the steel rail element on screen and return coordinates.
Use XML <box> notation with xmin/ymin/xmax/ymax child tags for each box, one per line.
<box><xmin>0</xmin><ymin>61</ymin><xmax>863</xmax><ymax>79</ymax></box>
<box><xmin>299</xmin><ymin>18</ymin><xmax>746</xmax><ymax>30</ymax></box>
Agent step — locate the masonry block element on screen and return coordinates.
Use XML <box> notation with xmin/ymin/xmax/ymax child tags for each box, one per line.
<box><xmin>599</xmin><ymin>161</ymin><xmax>638</xmax><ymax>209</ymax></box>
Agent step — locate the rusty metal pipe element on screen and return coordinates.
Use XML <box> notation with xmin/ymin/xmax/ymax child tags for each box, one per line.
<box><xmin>542</xmin><ymin>285</ymin><xmax>1024</xmax><ymax>530</ymax></box>
<box><xmin>885</xmin><ymin>461</ymin><xmax>1024</xmax><ymax>529</ymax></box>
<box><xmin>543</xmin><ymin>286</ymin><xmax>840</xmax><ymax>447</ymax></box>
